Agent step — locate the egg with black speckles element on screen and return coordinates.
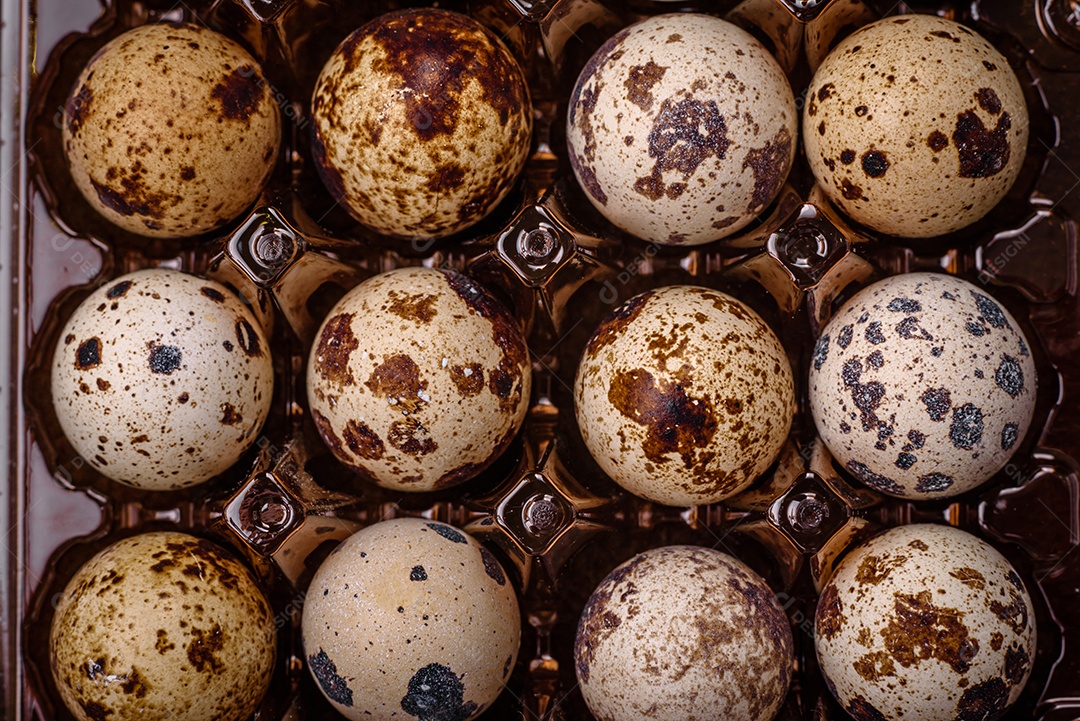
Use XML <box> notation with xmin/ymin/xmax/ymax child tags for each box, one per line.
<box><xmin>575</xmin><ymin>286</ymin><xmax>794</xmax><ymax>506</ymax></box>
<box><xmin>63</xmin><ymin>23</ymin><xmax>280</xmax><ymax>238</ymax></box>
<box><xmin>50</xmin><ymin>532</ymin><xmax>276</xmax><ymax>721</ymax></box>
<box><xmin>51</xmin><ymin>268</ymin><xmax>273</xmax><ymax>490</ymax></box>
<box><xmin>566</xmin><ymin>13</ymin><xmax>797</xmax><ymax>245</ymax></box>
<box><xmin>311</xmin><ymin>8</ymin><xmax>532</xmax><ymax>240</ymax></box>
<box><xmin>302</xmin><ymin>518</ymin><xmax>520</xmax><ymax>721</ymax></box>
<box><xmin>809</xmin><ymin>273</ymin><xmax>1036</xmax><ymax>499</ymax></box>
<box><xmin>803</xmin><ymin>14</ymin><xmax>1029</xmax><ymax>237</ymax></box>
<box><xmin>575</xmin><ymin>545</ymin><xmax>794</xmax><ymax>721</ymax></box>
<box><xmin>816</xmin><ymin>524</ymin><xmax>1036</xmax><ymax>721</ymax></box>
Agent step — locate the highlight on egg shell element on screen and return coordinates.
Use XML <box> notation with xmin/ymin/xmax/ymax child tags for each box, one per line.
<box><xmin>62</xmin><ymin>23</ymin><xmax>281</xmax><ymax>238</ymax></box>
<box><xmin>302</xmin><ymin>518</ymin><xmax>520</xmax><ymax>721</ymax></box>
<box><xmin>815</xmin><ymin>524</ymin><xmax>1036</xmax><ymax>721</ymax></box>
<box><xmin>310</xmin><ymin>8</ymin><xmax>533</xmax><ymax>240</ymax></box>
<box><xmin>50</xmin><ymin>268</ymin><xmax>274</xmax><ymax>490</ymax></box>
<box><xmin>566</xmin><ymin>13</ymin><xmax>797</xmax><ymax>246</ymax></box>
<box><xmin>809</xmin><ymin>273</ymin><xmax>1036</xmax><ymax>500</ymax></box>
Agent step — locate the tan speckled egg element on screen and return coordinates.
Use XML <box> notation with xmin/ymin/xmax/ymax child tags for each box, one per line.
<box><xmin>816</xmin><ymin>524</ymin><xmax>1036</xmax><ymax>721</ymax></box>
<box><xmin>803</xmin><ymin>14</ymin><xmax>1028</xmax><ymax>237</ymax></box>
<box><xmin>311</xmin><ymin>8</ymin><xmax>532</xmax><ymax>240</ymax></box>
<box><xmin>575</xmin><ymin>545</ymin><xmax>793</xmax><ymax>721</ymax></box>
<box><xmin>51</xmin><ymin>269</ymin><xmax>273</xmax><ymax>490</ymax></box>
<box><xmin>566</xmin><ymin>13</ymin><xmax>796</xmax><ymax>246</ymax></box>
<box><xmin>302</xmin><ymin>518</ymin><xmax>519</xmax><ymax>721</ymax></box>
<box><xmin>306</xmin><ymin>267</ymin><xmax>530</xmax><ymax>492</ymax></box>
<box><xmin>574</xmin><ymin>286</ymin><xmax>794</xmax><ymax>506</ymax></box>
<box><xmin>62</xmin><ymin>23</ymin><xmax>280</xmax><ymax>238</ymax></box>
<box><xmin>808</xmin><ymin>273</ymin><xmax>1036</xmax><ymax>500</ymax></box>
<box><xmin>50</xmin><ymin>532</ymin><xmax>276</xmax><ymax>721</ymax></box>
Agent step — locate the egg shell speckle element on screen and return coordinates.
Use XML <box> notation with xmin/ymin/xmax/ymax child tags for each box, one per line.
<box><xmin>815</xmin><ymin>524</ymin><xmax>1036</xmax><ymax>721</ymax></box>
<box><xmin>301</xmin><ymin>518</ymin><xmax>520</xmax><ymax>721</ymax></box>
<box><xmin>809</xmin><ymin>273</ymin><xmax>1036</xmax><ymax>499</ymax></box>
<box><xmin>803</xmin><ymin>14</ymin><xmax>1029</xmax><ymax>238</ymax></box>
<box><xmin>575</xmin><ymin>285</ymin><xmax>794</xmax><ymax>506</ymax></box>
<box><xmin>50</xmin><ymin>532</ymin><xmax>276</xmax><ymax>721</ymax></box>
<box><xmin>63</xmin><ymin>23</ymin><xmax>280</xmax><ymax>238</ymax></box>
<box><xmin>566</xmin><ymin>13</ymin><xmax>797</xmax><ymax>245</ymax></box>
<box><xmin>575</xmin><ymin>545</ymin><xmax>794</xmax><ymax>721</ymax></box>
<box><xmin>51</xmin><ymin>268</ymin><xmax>274</xmax><ymax>490</ymax></box>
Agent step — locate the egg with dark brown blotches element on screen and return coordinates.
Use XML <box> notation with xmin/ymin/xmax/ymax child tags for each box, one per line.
<box><xmin>63</xmin><ymin>23</ymin><xmax>280</xmax><ymax>238</ymax></box>
<box><xmin>804</xmin><ymin>14</ymin><xmax>1028</xmax><ymax>237</ymax></box>
<box><xmin>50</xmin><ymin>532</ymin><xmax>276</xmax><ymax>721</ymax></box>
<box><xmin>51</xmin><ymin>268</ymin><xmax>273</xmax><ymax>490</ymax></box>
<box><xmin>311</xmin><ymin>8</ymin><xmax>532</xmax><ymax>240</ymax></box>
<box><xmin>574</xmin><ymin>286</ymin><xmax>794</xmax><ymax>506</ymax></box>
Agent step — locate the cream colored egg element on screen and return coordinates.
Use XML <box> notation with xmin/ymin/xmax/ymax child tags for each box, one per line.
<box><xmin>575</xmin><ymin>286</ymin><xmax>794</xmax><ymax>506</ymax></box>
<box><xmin>302</xmin><ymin>518</ymin><xmax>520</xmax><ymax>721</ymax></box>
<box><xmin>50</xmin><ymin>532</ymin><xmax>276</xmax><ymax>721</ymax></box>
<box><xmin>51</xmin><ymin>268</ymin><xmax>274</xmax><ymax>490</ymax></box>
<box><xmin>306</xmin><ymin>267</ymin><xmax>531</xmax><ymax>492</ymax></box>
<box><xmin>63</xmin><ymin>23</ymin><xmax>280</xmax><ymax>238</ymax></box>
<box><xmin>575</xmin><ymin>545</ymin><xmax>793</xmax><ymax>721</ymax></box>
<box><xmin>816</xmin><ymin>524</ymin><xmax>1036</xmax><ymax>721</ymax></box>
<box><xmin>566</xmin><ymin>13</ymin><xmax>797</xmax><ymax>245</ymax></box>
<box><xmin>809</xmin><ymin>273</ymin><xmax>1036</xmax><ymax>499</ymax></box>
<box><xmin>803</xmin><ymin>14</ymin><xmax>1028</xmax><ymax>237</ymax></box>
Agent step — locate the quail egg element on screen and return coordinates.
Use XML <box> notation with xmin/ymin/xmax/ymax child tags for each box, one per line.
<box><xmin>809</xmin><ymin>273</ymin><xmax>1036</xmax><ymax>499</ymax></box>
<box><xmin>51</xmin><ymin>268</ymin><xmax>274</xmax><ymax>490</ymax></box>
<box><xmin>302</xmin><ymin>518</ymin><xmax>520</xmax><ymax>721</ymax></box>
<box><xmin>63</xmin><ymin>23</ymin><xmax>280</xmax><ymax>238</ymax></box>
<box><xmin>50</xmin><ymin>532</ymin><xmax>276</xmax><ymax>721</ymax></box>
<box><xmin>804</xmin><ymin>14</ymin><xmax>1028</xmax><ymax>237</ymax></box>
<box><xmin>816</xmin><ymin>524</ymin><xmax>1036</xmax><ymax>721</ymax></box>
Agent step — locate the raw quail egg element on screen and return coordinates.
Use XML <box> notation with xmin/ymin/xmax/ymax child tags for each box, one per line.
<box><xmin>307</xmin><ymin>267</ymin><xmax>531</xmax><ymax>492</ymax></box>
<box><xmin>302</xmin><ymin>518</ymin><xmax>520</xmax><ymax>721</ymax></box>
<box><xmin>311</xmin><ymin>8</ymin><xmax>532</xmax><ymax>239</ymax></box>
<box><xmin>575</xmin><ymin>286</ymin><xmax>794</xmax><ymax>506</ymax></box>
<box><xmin>809</xmin><ymin>273</ymin><xmax>1036</xmax><ymax>499</ymax></box>
<box><xmin>804</xmin><ymin>14</ymin><xmax>1028</xmax><ymax>237</ymax></box>
<box><xmin>575</xmin><ymin>545</ymin><xmax>793</xmax><ymax>721</ymax></box>
<box><xmin>566</xmin><ymin>13</ymin><xmax>797</xmax><ymax>245</ymax></box>
<box><xmin>50</xmin><ymin>532</ymin><xmax>276</xmax><ymax>721</ymax></box>
<box><xmin>63</xmin><ymin>23</ymin><xmax>280</xmax><ymax>238</ymax></box>
<box><xmin>51</xmin><ymin>268</ymin><xmax>274</xmax><ymax>490</ymax></box>
<box><xmin>816</xmin><ymin>524</ymin><xmax>1036</xmax><ymax>721</ymax></box>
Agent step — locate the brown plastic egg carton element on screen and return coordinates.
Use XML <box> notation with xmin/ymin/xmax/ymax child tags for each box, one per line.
<box><xmin>6</xmin><ymin>0</ymin><xmax>1080</xmax><ymax>718</ymax></box>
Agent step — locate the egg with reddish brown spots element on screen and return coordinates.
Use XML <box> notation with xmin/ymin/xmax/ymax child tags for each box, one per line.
<box><xmin>804</xmin><ymin>15</ymin><xmax>1028</xmax><ymax>237</ymax></box>
<box><xmin>62</xmin><ymin>23</ymin><xmax>280</xmax><ymax>238</ymax></box>
<box><xmin>311</xmin><ymin>9</ymin><xmax>532</xmax><ymax>240</ymax></box>
<box><xmin>566</xmin><ymin>14</ymin><xmax>796</xmax><ymax>245</ymax></box>
<box><xmin>51</xmin><ymin>269</ymin><xmax>273</xmax><ymax>490</ymax></box>
<box><xmin>306</xmin><ymin>267</ymin><xmax>530</xmax><ymax>492</ymax></box>
<box><xmin>816</xmin><ymin>524</ymin><xmax>1036</xmax><ymax>721</ymax></box>
<box><xmin>302</xmin><ymin>518</ymin><xmax>519</xmax><ymax>721</ymax></box>
<box><xmin>575</xmin><ymin>545</ymin><xmax>793</xmax><ymax>720</ymax></box>
<box><xmin>50</xmin><ymin>532</ymin><xmax>276</xmax><ymax>721</ymax></box>
<box><xmin>575</xmin><ymin>286</ymin><xmax>794</xmax><ymax>506</ymax></box>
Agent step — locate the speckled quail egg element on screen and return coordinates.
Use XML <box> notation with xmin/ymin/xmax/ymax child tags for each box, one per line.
<box><xmin>302</xmin><ymin>518</ymin><xmax>519</xmax><ymax>721</ymax></box>
<box><xmin>50</xmin><ymin>532</ymin><xmax>276</xmax><ymax>721</ymax></box>
<box><xmin>566</xmin><ymin>13</ymin><xmax>797</xmax><ymax>245</ymax></box>
<box><xmin>575</xmin><ymin>545</ymin><xmax>793</xmax><ymax>721</ymax></box>
<box><xmin>804</xmin><ymin>14</ymin><xmax>1028</xmax><ymax>237</ymax></box>
<box><xmin>816</xmin><ymin>524</ymin><xmax>1036</xmax><ymax>721</ymax></box>
<box><xmin>307</xmin><ymin>267</ymin><xmax>530</xmax><ymax>492</ymax></box>
<box><xmin>63</xmin><ymin>23</ymin><xmax>280</xmax><ymax>238</ymax></box>
<box><xmin>809</xmin><ymin>273</ymin><xmax>1035</xmax><ymax>499</ymax></box>
<box><xmin>575</xmin><ymin>286</ymin><xmax>794</xmax><ymax>506</ymax></box>
<box><xmin>51</xmin><ymin>268</ymin><xmax>273</xmax><ymax>490</ymax></box>
<box><xmin>311</xmin><ymin>8</ymin><xmax>532</xmax><ymax>240</ymax></box>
